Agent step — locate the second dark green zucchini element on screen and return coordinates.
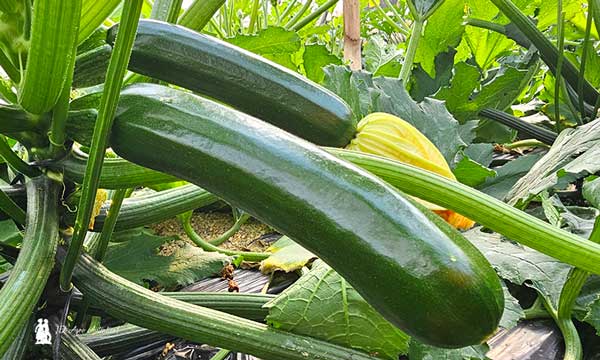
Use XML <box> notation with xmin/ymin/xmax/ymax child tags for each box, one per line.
<box><xmin>107</xmin><ymin>19</ymin><xmax>356</xmax><ymax>147</ymax></box>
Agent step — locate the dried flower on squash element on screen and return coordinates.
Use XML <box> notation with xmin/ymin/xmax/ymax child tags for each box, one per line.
<box><xmin>347</xmin><ymin>112</ymin><xmax>474</xmax><ymax>230</ymax></box>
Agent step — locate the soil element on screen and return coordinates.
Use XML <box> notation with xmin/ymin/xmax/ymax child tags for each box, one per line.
<box><xmin>151</xmin><ymin>211</ymin><xmax>274</xmax><ymax>255</ymax></box>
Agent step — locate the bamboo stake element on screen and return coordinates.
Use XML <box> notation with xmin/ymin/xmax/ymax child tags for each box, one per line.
<box><xmin>343</xmin><ymin>0</ymin><xmax>361</xmax><ymax>70</ymax></box>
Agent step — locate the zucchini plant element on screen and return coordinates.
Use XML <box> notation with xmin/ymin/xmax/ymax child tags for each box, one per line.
<box><xmin>0</xmin><ymin>0</ymin><xmax>598</xmax><ymax>359</ymax></box>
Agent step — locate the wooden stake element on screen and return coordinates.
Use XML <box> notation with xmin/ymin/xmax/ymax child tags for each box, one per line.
<box><xmin>343</xmin><ymin>0</ymin><xmax>361</xmax><ymax>70</ymax></box>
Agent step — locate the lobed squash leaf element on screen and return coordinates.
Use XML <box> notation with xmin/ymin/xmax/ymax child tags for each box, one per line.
<box><xmin>453</xmin><ymin>154</ymin><xmax>497</xmax><ymax>187</ymax></box>
<box><xmin>265</xmin><ymin>260</ymin><xmax>410</xmax><ymax>359</ymax></box>
<box><xmin>477</xmin><ymin>152</ymin><xmax>544</xmax><ymax>200</ymax></box>
<box><xmin>227</xmin><ymin>27</ymin><xmax>301</xmax><ymax>70</ymax></box>
<box><xmin>103</xmin><ymin>229</ymin><xmax>230</xmax><ymax>289</ymax></box>
<box><xmin>583</xmin><ymin>177</ymin><xmax>600</xmax><ymax>209</ymax></box>
<box><xmin>507</xmin><ymin>118</ymin><xmax>600</xmax><ymax>206</ymax></box>
<box><xmin>323</xmin><ymin>65</ymin><xmax>472</xmax><ymax>165</ymax></box>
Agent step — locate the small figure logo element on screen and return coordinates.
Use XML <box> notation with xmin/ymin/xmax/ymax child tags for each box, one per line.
<box><xmin>34</xmin><ymin>318</ymin><xmax>52</xmax><ymax>345</ymax></box>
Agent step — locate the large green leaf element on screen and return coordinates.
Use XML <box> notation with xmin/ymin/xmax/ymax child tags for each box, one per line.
<box><xmin>408</xmin><ymin>0</ymin><xmax>446</xmax><ymax>20</ymax></box>
<box><xmin>410</xmin><ymin>50</ymin><xmax>456</xmax><ymax>101</ymax></box>
<box><xmin>322</xmin><ymin>65</ymin><xmax>473</xmax><ymax>164</ymax></box>
<box><xmin>583</xmin><ymin>177</ymin><xmax>600</xmax><ymax>209</ymax></box>
<box><xmin>500</xmin><ymin>284</ymin><xmax>524</xmax><ymax>329</ymax></box>
<box><xmin>436</xmin><ymin>62</ymin><xmax>531</xmax><ymax>122</ymax></box>
<box><xmin>78</xmin><ymin>0</ymin><xmax>120</xmax><ymax>44</ymax></box>
<box><xmin>453</xmin><ymin>154</ymin><xmax>497</xmax><ymax>187</ymax></box>
<box><xmin>302</xmin><ymin>44</ymin><xmax>341</xmax><ymax>83</ymax></box>
<box><xmin>462</xmin><ymin>28</ymin><xmax>515</xmax><ymax>71</ymax></box>
<box><xmin>536</xmin><ymin>0</ymin><xmax>584</xmax><ymax>30</ymax></box>
<box><xmin>507</xmin><ymin>118</ymin><xmax>600</xmax><ymax>205</ymax></box>
<box><xmin>265</xmin><ymin>260</ymin><xmax>410</xmax><ymax>359</ymax></box>
<box><xmin>413</xmin><ymin>0</ymin><xmax>465</xmax><ymax>77</ymax></box>
<box><xmin>103</xmin><ymin>229</ymin><xmax>231</xmax><ymax>289</ymax></box>
<box><xmin>372</xmin><ymin>76</ymin><xmax>472</xmax><ymax>164</ymax></box>
<box><xmin>464</xmin><ymin>227</ymin><xmax>571</xmax><ymax>307</ymax></box>
<box><xmin>0</xmin><ymin>219</ymin><xmax>21</xmax><ymax>247</ymax></box>
<box><xmin>363</xmin><ymin>35</ymin><xmax>401</xmax><ymax>76</ymax></box>
<box><xmin>227</xmin><ymin>27</ymin><xmax>301</xmax><ymax>70</ymax></box>
<box><xmin>464</xmin><ymin>143</ymin><xmax>495</xmax><ymax>166</ymax></box>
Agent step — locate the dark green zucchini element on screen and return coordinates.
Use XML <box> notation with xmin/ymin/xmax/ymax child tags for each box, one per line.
<box><xmin>107</xmin><ymin>19</ymin><xmax>356</xmax><ymax>147</ymax></box>
<box><xmin>108</xmin><ymin>83</ymin><xmax>503</xmax><ymax>348</ymax></box>
<box><xmin>73</xmin><ymin>44</ymin><xmax>111</xmax><ymax>88</ymax></box>
<box><xmin>0</xmin><ymin>176</ymin><xmax>60</xmax><ymax>356</ymax></box>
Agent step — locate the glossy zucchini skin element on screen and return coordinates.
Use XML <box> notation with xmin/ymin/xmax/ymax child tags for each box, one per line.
<box><xmin>107</xmin><ymin>20</ymin><xmax>356</xmax><ymax>147</ymax></box>
<box><xmin>109</xmin><ymin>83</ymin><xmax>504</xmax><ymax>348</ymax></box>
<box><xmin>73</xmin><ymin>44</ymin><xmax>111</xmax><ymax>88</ymax></box>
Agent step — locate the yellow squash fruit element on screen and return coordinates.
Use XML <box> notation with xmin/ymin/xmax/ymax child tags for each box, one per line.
<box><xmin>347</xmin><ymin>112</ymin><xmax>475</xmax><ymax>230</ymax></box>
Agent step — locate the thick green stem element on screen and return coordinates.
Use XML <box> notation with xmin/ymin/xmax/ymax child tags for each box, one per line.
<box><xmin>70</xmin><ymin>252</ymin><xmax>378</xmax><ymax>360</ymax></box>
<box><xmin>60</xmin><ymin>0</ymin><xmax>143</xmax><ymax>292</ymax></box>
<box><xmin>150</xmin><ymin>0</ymin><xmax>183</xmax><ymax>23</ymax></box>
<box><xmin>49</xmin><ymin>42</ymin><xmax>78</xmax><ymax>158</ymax></box>
<box><xmin>248</xmin><ymin>0</ymin><xmax>260</xmax><ymax>33</ymax></box>
<box><xmin>1</xmin><ymin>316</ymin><xmax>31</xmax><ymax>360</ymax></box>
<box><xmin>554</xmin><ymin>3</ymin><xmax>565</xmax><ymax>126</ymax></box>
<box><xmin>78</xmin><ymin>0</ymin><xmax>121</xmax><ymax>44</ymax></box>
<box><xmin>211</xmin><ymin>349</ymin><xmax>232</xmax><ymax>360</ymax></box>
<box><xmin>178</xmin><ymin>0</ymin><xmax>226</xmax><ymax>32</ymax></box>
<box><xmin>93</xmin><ymin>189</ymin><xmax>128</xmax><ymax>261</ymax></box>
<box><xmin>182</xmin><ymin>216</ymin><xmax>270</xmax><ymax>262</ymax></box>
<box><xmin>0</xmin><ymin>50</ymin><xmax>20</xmax><ymax>83</ymax></box>
<box><xmin>464</xmin><ymin>17</ymin><xmax>506</xmax><ymax>34</ymax></box>
<box><xmin>398</xmin><ymin>19</ymin><xmax>424</xmax><ymax>85</ymax></box>
<box><xmin>0</xmin><ymin>176</ymin><xmax>60</xmax><ymax>356</ymax></box>
<box><xmin>578</xmin><ymin>3</ymin><xmax>594</xmax><ymax>119</ymax></box>
<box><xmin>0</xmin><ymin>135</ymin><xmax>41</xmax><ymax>178</ymax></box>
<box><xmin>291</xmin><ymin>0</ymin><xmax>340</xmax><ymax>31</ymax></box>
<box><xmin>210</xmin><ymin>212</ymin><xmax>250</xmax><ymax>245</ymax></box>
<box><xmin>0</xmin><ymin>183</ymin><xmax>25</xmax><ymax>225</ymax></box>
<box><xmin>327</xmin><ymin>148</ymin><xmax>600</xmax><ymax>275</ymax></box>
<box><xmin>592</xmin><ymin>0</ymin><xmax>600</xmax><ymax>40</ymax></box>
<box><xmin>54</xmin><ymin>148</ymin><xmax>178</xmax><ymax>189</ymax></box>
<box><xmin>554</xmin><ymin>218</ymin><xmax>600</xmax><ymax>360</ymax></box>
<box><xmin>284</xmin><ymin>0</ymin><xmax>313</xmax><ymax>29</ymax></box>
<box><xmin>537</xmin><ymin>293</ymin><xmax>581</xmax><ymax>360</ymax></box>
<box><xmin>278</xmin><ymin>0</ymin><xmax>298</xmax><ymax>24</ymax></box>
<box><xmin>503</xmin><ymin>139</ymin><xmax>550</xmax><ymax>150</ymax></box>
<box><xmin>479</xmin><ymin>108</ymin><xmax>557</xmax><ymax>144</ymax></box>
<box><xmin>91</xmin><ymin>184</ymin><xmax>218</xmax><ymax>231</ymax></box>
<box><xmin>76</xmin><ymin>292</ymin><xmax>274</xmax><ymax>322</ymax></box>
<box><xmin>523</xmin><ymin>298</ymin><xmax>550</xmax><ymax>320</ymax></box>
<box><xmin>59</xmin><ymin>330</ymin><xmax>102</xmax><ymax>360</ymax></box>
<box><xmin>374</xmin><ymin>2</ymin><xmax>409</xmax><ymax>35</ymax></box>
